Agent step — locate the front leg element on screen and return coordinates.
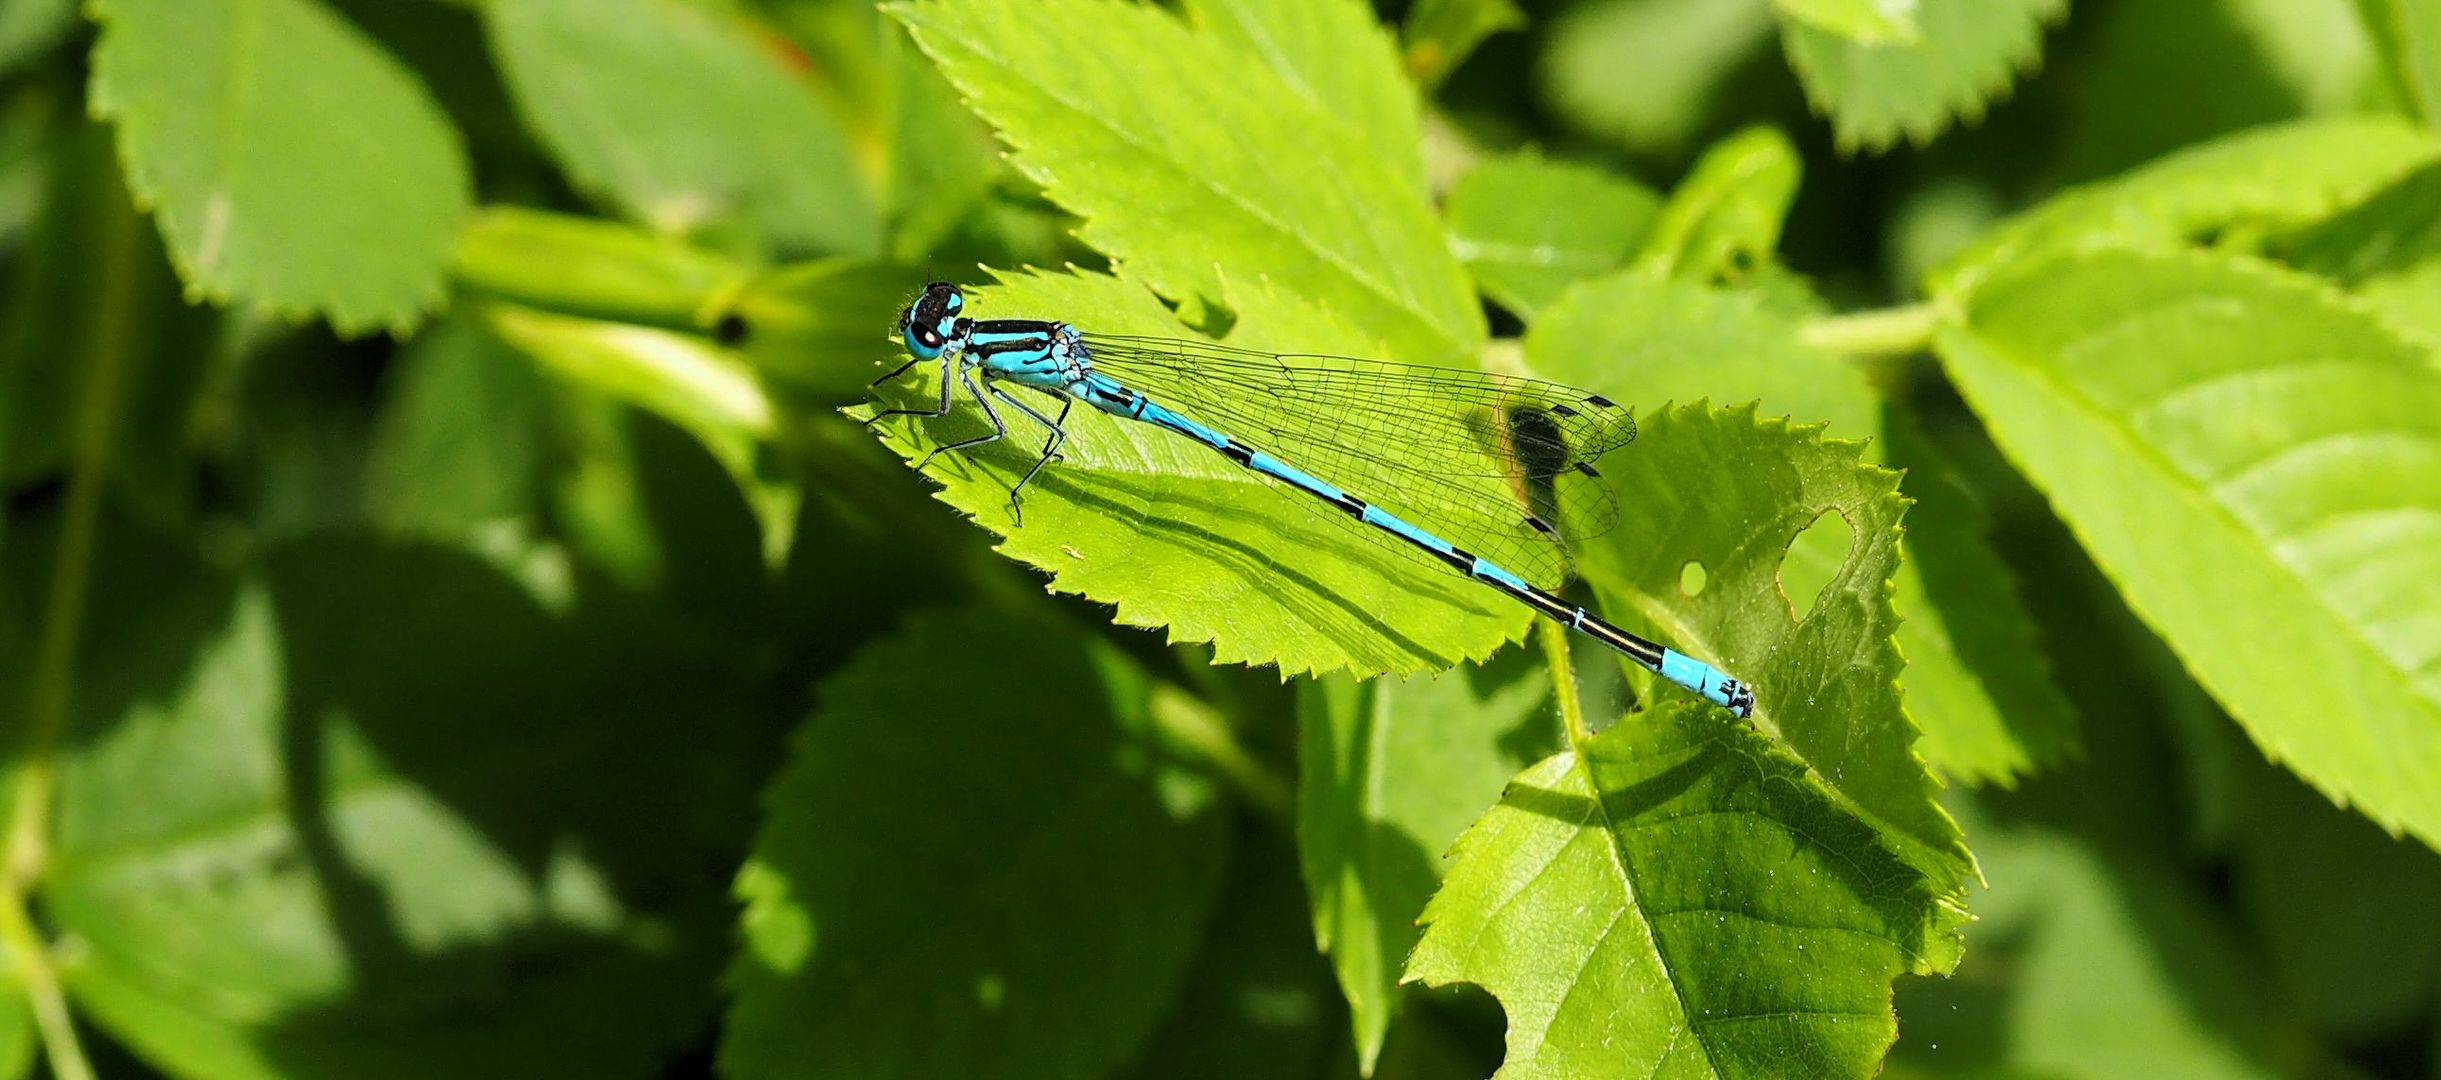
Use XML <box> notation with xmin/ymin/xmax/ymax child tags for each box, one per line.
<box><xmin>914</xmin><ymin>363</ymin><xmax>1010</xmax><ymax>470</ymax></box>
<box><xmin>864</xmin><ymin>351</ymin><xmax>958</xmax><ymax>426</ymax></box>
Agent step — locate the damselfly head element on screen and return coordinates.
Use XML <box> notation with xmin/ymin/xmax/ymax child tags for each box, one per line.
<box><xmin>900</xmin><ymin>282</ymin><xmax>965</xmax><ymax>359</ymax></box>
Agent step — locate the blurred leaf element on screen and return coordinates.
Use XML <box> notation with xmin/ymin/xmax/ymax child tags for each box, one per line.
<box><xmin>0</xmin><ymin>0</ymin><xmax>74</xmax><ymax>75</ymax></box>
<box><xmin>88</xmin><ymin>0</ymin><xmax>469</xmax><ymax>334</ymax></box>
<box><xmin>483</xmin><ymin>0</ymin><xmax>879</xmax><ymax>256</ymax></box>
<box><xmin>2051</xmin><ymin>0</ymin><xmax>2350</xmax><ymax>185</ymax></box>
<box><xmin>715</xmin><ymin>257</ymin><xmax>931</xmax><ymax>403</ymax></box>
<box><xmin>1936</xmin><ymin>248</ymin><xmax>2441</xmax><ymax>850</ymax></box>
<box><xmin>1542</xmin><ymin>0</ymin><xmax>1780</xmax><ymax>162</ymax></box>
<box><xmin>1297</xmin><ymin>655</ymin><xmax>1560</xmax><ymax>1072</ymax></box>
<box><xmin>1400</xmin><ymin>0</ymin><xmax>1523</xmax><ymax>90</ymax></box>
<box><xmin>1444</xmin><ymin>150</ymin><xmax>1659</xmax><ymax>320</ymax></box>
<box><xmin>1779</xmin><ymin>0</ymin><xmax>2061</xmax><ymax>151</ymax></box>
<box><xmin>453</xmin><ymin>207</ymin><xmax>754</xmax><ymax>331</ymax></box>
<box><xmin>1892</xmin><ymin>792</ymin><xmax>2285</xmax><ymax>1080</ymax></box>
<box><xmin>2358</xmin><ymin>0</ymin><xmax>2441</xmax><ymax>126</ymax></box>
<box><xmin>44</xmin><ymin>531</ymin><xmax>742</xmax><ymax>1080</ymax></box>
<box><xmin>1409</xmin><ymin>700</ymin><xmax>1966</xmax><ymax>1077</ymax></box>
<box><xmin>2352</xmin><ymin>255</ymin><xmax>2441</xmax><ymax>345</ymax></box>
<box><xmin>857</xmin><ymin>268</ymin><xmax>1529</xmax><ymax>677</ymax></box>
<box><xmin>1635</xmin><ymin>125</ymin><xmax>1801</xmax><ymax>284</ymax></box>
<box><xmin>1121</xmin><ymin>827</ymin><xmax>1344</xmax><ymax>1080</ymax></box>
<box><xmin>2235</xmin><ymin>758</ymin><xmax>2441</xmax><ymax>1041</ymax></box>
<box><xmin>484</xmin><ymin>304</ymin><xmax>772</xmax><ymax>482</ymax></box>
<box><xmin>363</xmin><ymin>316</ymin><xmax>548</xmax><ymax>539</ymax></box>
<box><xmin>1564</xmin><ymin>405</ymin><xmax>1975</xmax><ymax>900</ymax></box>
<box><xmin>722</xmin><ymin>610</ymin><xmax>1232</xmax><ymax>1080</ymax></box>
<box><xmin>1775</xmin><ymin>0</ymin><xmax>1919</xmax><ymax>43</ymax></box>
<box><xmin>894</xmin><ymin>0</ymin><xmax>1483</xmax><ymax>363</ymax></box>
<box><xmin>1938</xmin><ymin>116</ymin><xmax>2437</xmax><ymax>297</ymax></box>
<box><xmin>1186</xmin><ymin>0</ymin><xmax>1425</xmax><ymax>191</ymax></box>
<box><xmin>1532</xmin><ymin>273</ymin><xmax>2075</xmax><ymax>785</ymax></box>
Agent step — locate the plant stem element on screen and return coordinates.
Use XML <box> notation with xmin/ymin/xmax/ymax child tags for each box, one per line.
<box><xmin>0</xmin><ymin>153</ymin><xmax>150</xmax><ymax>1080</ymax></box>
<box><xmin>1538</xmin><ymin>619</ymin><xmax>1593</xmax><ymax>750</ymax></box>
<box><xmin>1799</xmin><ymin>302</ymin><xmax>1943</xmax><ymax>359</ymax></box>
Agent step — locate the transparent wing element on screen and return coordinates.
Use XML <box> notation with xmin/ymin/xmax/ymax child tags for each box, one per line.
<box><xmin>1076</xmin><ymin>333</ymin><xmax>1637</xmax><ymax>589</ymax></box>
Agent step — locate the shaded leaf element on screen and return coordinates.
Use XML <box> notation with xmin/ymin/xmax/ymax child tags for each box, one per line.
<box><xmin>1936</xmin><ymin>248</ymin><xmax>2441</xmax><ymax>849</ymax></box>
<box><xmin>894</xmin><ymin>0</ymin><xmax>1482</xmax><ymax>363</ymax></box>
<box><xmin>714</xmin><ymin>258</ymin><xmax>933</xmax><ymax>404</ymax></box>
<box><xmin>1298</xmin><ymin>655</ymin><xmax>1560</xmax><ymax>1071</ymax></box>
<box><xmin>1444</xmin><ymin>151</ymin><xmax>1659</xmax><ymax>320</ymax></box>
<box><xmin>0</xmin><ymin>0</ymin><xmax>74</xmax><ymax>75</ymax></box>
<box><xmin>88</xmin><ymin>0</ymin><xmax>469</xmax><ymax>333</ymax></box>
<box><xmin>1401</xmin><ymin>0</ymin><xmax>1524</xmax><ymax>89</ymax></box>
<box><xmin>1892</xmin><ymin>791</ymin><xmax>2286</xmax><ymax>1080</ymax></box>
<box><xmin>484</xmin><ymin>0</ymin><xmax>879</xmax><ymax>256</ymax></box>
<box><xmin>722</xmin><ymin>610</ymin><xmax>1231</xmax><ymax>1080</ymax></box>
<box><xmin>1779</xmin><ymin>0</ymin><xmax>2061</xmax><ymax>151</ymax></box>
<box><xmin>1542</xmin><ymin>0</ymin><xmax>1780</xmax><ymax>163</ymax></box>
<box><xmin>45</xmin><ymin>532</ymin><xmax>741</xmax><ymax>1080</ymax></box>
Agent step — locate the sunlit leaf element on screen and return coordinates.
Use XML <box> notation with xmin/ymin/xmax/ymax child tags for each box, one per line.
<box><xmin>1185</xmin><ymin>0</ymin><xmax>1425</xmax><ymax>191</ymax></box>
<box><xmin>1401</xmin><ymin>0</ymin><xmax>1525</xmax><ymax>89</ymax></box>
<box><xmin>1444</xmin><ymin>150</ymin><xmax>1659</xmax><ymax>320</ymax></box>
<box><xmin>894</xmin><ymin>0</ymin><xmax>1481</xmax><ymax>363</ymax></box>
<box><xmin>88</xmin><ymin>0</ymin><xmax>470</xmax><ymax>333</ymax></box>
<box><xmin>1937</xmin><ymin>247</ymin><xmax>2441</xmax><ymax>849</ymax></box>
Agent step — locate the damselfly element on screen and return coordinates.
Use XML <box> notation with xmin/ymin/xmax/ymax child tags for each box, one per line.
<box><xmin>871</xmin><ymin>282</ymin><xmax>1755</xmax><ymax>717</ymax></box>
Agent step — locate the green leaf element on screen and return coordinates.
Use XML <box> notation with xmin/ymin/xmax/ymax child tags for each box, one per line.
<box><xmin>2278</xmin><ymin>159</ymin><xmax>2441</xmax><ymax>285</ymax></box>
<box><xmin>722</xmin><ymin>610</ymin><xmax>1231</xmax><ymax>1080</ymax></box>
<box><xmin>1562</xmin><ymin>405</ymin><xmax>1974</xmax><ymax>898</ymax></box>
<box><xmin>1892</xmin><ymin>791</ymin><xmax>2286</xmax><ymax>1079</ymax></box>
<box><xmin>1778</xmin><ymin>0</ymin><xmax>2062</xmax><ymax>151</ymax></box>
<box><xmin>1775</xmin><ymin>0</ymin><xmax>1919</xmax><ymax>43</ymax></box>
<box><xmin>1634</xmin><ymin>126</ymin><xmax>1802</xmax><ymax>285</ymax></box>
<box><xmin>1445</xmin><ymin>151</ymin><xmax>1660</xmax><ymax>321</ymax></box>
<box><xmin>893</xmin><ymin>0</ymin><xmax>1482</xmax><ymax>363</ymax></box>
<box><xmin>1407</xmin><ymin>700</ymin><xmax>1965</xmax><ymax>1078</ymax></box>
<box><xmin>44</xmin><ymin>533</ymin><xmax>739</xmax><ymax>1080</ymax></box>
<box><xmin>483</xmin><ymin>0</ymin><xmax>879</xmax><ymax>256</ymax></box>
<box><xmin>1937</xmin><ymin>116</ymin><xmax>2439</xmax><ymax>298</ymax></box>
<box><xmin>0</xmin><ymin>0</ymin><xmax>74</xmax><ymax>75</ymax></box>
<box><xmin>1935</xmin><ymin>248</ymin><xmax>2441</xmax><ymax>849</ymax></box>
<box><xmin>1297</xmin><ymin>655</ymin><xmax>1561</xmax><ymax>1072</ymax></box>
<box><xmin>1184</xmin><ymin>0</ymin><xmax>1425</xmax><ymax>192</ymax></box>
<box><xmin>1120</xmin><ymin>828</ymin><xmax>1345</xmax><ymax>1080</ymax></box>
<box><xmin>363</xmin><ymin>316</ymin><xmax>549</xmax><ymax>539</ymax></box>
<box><xmin>1543</xmin><ymin>0</ymin><xmax>1780</xmax><ymax>163</ymax></box>
<box><xmin>1531</xmin><ymin>273</ymin><xmax>2074</xmax><ymax>785</ymax></box>
<box><xmin>2358</xmin><ymin>0</ymin><xmax>2441</xmax><ymax>126</ymax></box>
<box><xmin>1400</xmin><ymin>0</ymin><xmax>1525</xmax><ymax>90</ymax></box>
<box><xmin>858</xmin><ymin>268</ymin><xmax>1529</xmax><ymax>677</ymax></box>
<box><xmin>452</xmin><ymin>207</ymin><xmax>755</xmax><ymax>331</ymax></box>
<box><xmin>716</xmin><ymin>258</ymin><xmax>934</xmax><ymax>403</ymax></box>
<box><xmin>88</xmin><ymin>0</ymin><xmax>470</xmax><ymax>334</ymax></box>
<box><xmin>483</xmin><ymin>304</ymin><xmax>773</xmax><ymax>484</ymax></box>
<box><xmin>2233</xmin><ymin>758</ymin><xmax>2441</xmax><ymax>1040</ymax></box>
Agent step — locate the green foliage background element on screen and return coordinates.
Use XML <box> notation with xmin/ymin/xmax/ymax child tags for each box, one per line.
<box><xmin>1</xmin><ymin>0</ymin><xmax>2439</xmax><ymax>1077</ymax></box>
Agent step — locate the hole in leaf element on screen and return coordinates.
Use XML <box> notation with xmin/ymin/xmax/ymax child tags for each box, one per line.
<box><xmin>1679</xmin><ymin>560</ymin><xmax>1707</xmax><ymax>597</ymax></box>
<box><xmin>1780</xmin><ymin>509</ymin><xmax>1853</xmax><ymax>623</ymax></box>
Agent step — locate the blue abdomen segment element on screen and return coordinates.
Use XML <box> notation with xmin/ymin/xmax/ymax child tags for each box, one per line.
<box><xmin>1661</xmin><ymin>649</ymin><xmax>1754</xmax><ymax>715</ymax></box>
